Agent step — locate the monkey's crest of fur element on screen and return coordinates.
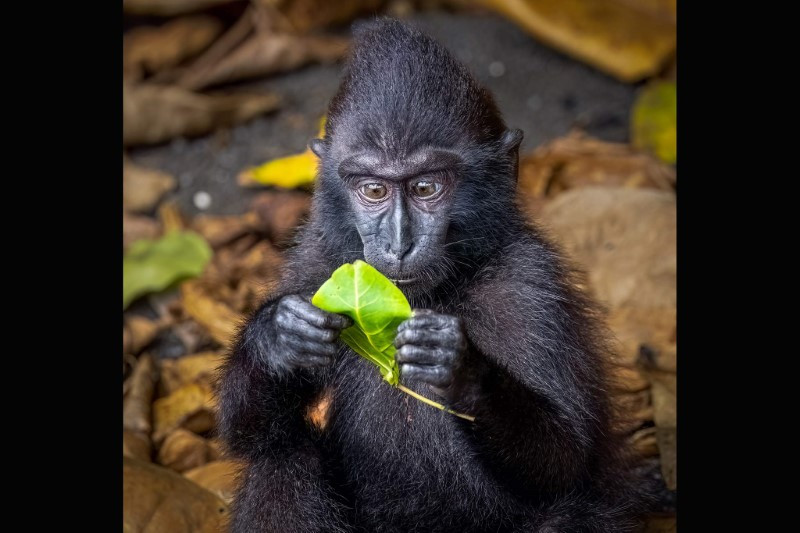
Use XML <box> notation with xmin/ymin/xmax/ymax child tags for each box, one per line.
<box><xmin>326</xmin><ymin>18</ymin><xmax>507</xmax><ymax>153</ymax></box>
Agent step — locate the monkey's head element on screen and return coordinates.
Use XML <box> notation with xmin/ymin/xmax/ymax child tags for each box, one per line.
<box><xmin>310</xmin><ymin>19</ymin><xmax>523</xmax><ymax>294</ymax></box>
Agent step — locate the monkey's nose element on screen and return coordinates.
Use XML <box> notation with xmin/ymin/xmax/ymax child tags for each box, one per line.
<box><xmin>385</xmin><ymin>241</ymin><xmax>414</xmax><ymax>261</ymax></box>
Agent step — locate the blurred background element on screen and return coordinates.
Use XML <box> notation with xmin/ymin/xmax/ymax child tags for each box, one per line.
<box><xmin>123</xmin><ymin>1</ymin><xmax>676</xmax><ymax>531</ymax></box>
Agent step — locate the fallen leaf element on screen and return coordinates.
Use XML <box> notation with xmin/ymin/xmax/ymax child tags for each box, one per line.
<box><xmin>158</xmin><ymin>202</ymin><xmax>187</xmax><ymax>233</ymax></box>
<box><xmin>153</xmin><ymin>383</ymin><xmax>217</xmax><ymax>443</ymax></box>
<box><xmin>518</xmin><ymin>130</ymin><xmax>675</xmax><ymax>216</ymax></box>
<box><xmin>123</xmin><ymin>82</ymin><xmax>279</xmax><ymax>146</ymax></box>
<box><xmin>160</xmin><ymin>351</ymin><xmax>225</xmax><ymax>396</ymax></box>
<box><xmin>306</xmin><ymin>387</ymin><xmax>333</xmax><ymax>430</ymax></box>
<box><xmin>124</xmin><ymin>212</ymin><xmax>162</xmax><ymax>251</ymax></box>
<box><xmin>643</xmin><ymin>513</ymin><xmax>677</xmax><ymax>533</ymax></box>
<box><xmin>250</xmin><ymin>189</ymin><xmax>311</xmax><ymax>246</ymax></box>
<box><xmin>123</xmin><ymin>231</ymin><xmax>213</xmax><ymax>310</ymax></box>
<box><xmin>123</xmin><ymin>315</ymin><xmax>162</xmax><ymax>355</ymax></box>
<box><xmin>183</xmin><ymin>460</ymin><xmax>243</xmax><ymax>504</ymax></box>
<box><xmin>609</xmin><ymin>364</ymin><xmax>649</xmax><ymax>393</ymax></box>
<box><xmin>540</xmin><ymin>187</ymin><xmax>675</xmax><ymax>345</ymax></box>
<box><xmin>630</xmin><ymin>426</ymin><xmax>659</xmax><ymax>457</ymax></box>
<box><xmin>191</xmin><ymin>212</ymin><xmax>259</xmax><ymax>249</ymax></box>
<box><xmin>124</xmin><ymin>429</ymin><xmax>152</xmax><ymax>462</ymax></box>
<box><xmin>123</xmin><ymin>160</ymin><xmax>177</xmax><ymax>213</ymax></box>
<box><xmin>238</xmin><ymin>148</ymin><xmax>319</xmax><ymax>189</ymax></box>
<box><xmin>123</xmin><ymin>0</ymin><xmax>235</xmax><ymax>16</ymax></box>
<box><xmin>181</xmin><ymin>280</ymin><xmax>243</xmax><ymax>347</ymax></box>
<box><xmin>632</xmin><ymin>81</ymin><xmax>677</xmax><ymax>164</ymax></box>
<box><xmin>481</xmin><ymin>0</ymin><xmax>676</xmax><ymax>82</ymax></box>
<box><xmin>123</xmin><ymin>456</ymin><xmax>229</xmax><ymax>532</ymax></box>
<box><xmin>158</xmin><ymin>428</ymin><xmax>214</xmax><ymax>473</ymax></box>
<box><xmin>176</xmin><ymin>32</ymin><xmax>349</xmax><ymax>91</ymax></box>
<box><xmin>123</xmin><ymin>354</ymin><xmax>157</xmax><ymax>435</ymax></box>
<box><xmin>123</xmin><ymin>15</ymin><xmax>223</xmax><ymax>80</ymax></box>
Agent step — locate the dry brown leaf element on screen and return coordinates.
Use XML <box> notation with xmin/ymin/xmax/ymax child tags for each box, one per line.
<box><xmin>123</xmin><ymin>82</ymin><xmax>280</xmax><ymax>146</ymax></box>
<box><xmin>123</xmin><ymin>316</ymin><xmax>162</xmax><ymax>356</ymax></box>
<box><xmin>123</xmin><ymin>354</ymin><xmax>158</xmax><ymax>434</ymax></box>
<box><xmin>123</xmin><ymin>0</ymin><xmax>235</xmax><ymax>16</ymax></box>
<box><xmin>609</xmin><ymin>306</ymin><xmax>676</xmax><ymax>369</ymax></box>
<box><xmin>123</xmin><ymin>456</ymin><xmax>229</xmax><ymax>532</ymax></box>
<box><xmin>191</xmin><ymin>212</ymin><xmax>259</xmax><ymax>249</ymax></box>
<box><xmin>124</xmin><ymin>212</ymin><xmax>162</xmax><ymax>251</ymax></box>
<box><xmin>263</xmin><ymin>0</ymin><xmax>386</xmax><ymax>32</ymax></box>
<box><xmin>208</xmin><ymin>438</ymin><xmax>225</xmax><ymax>461</ymax></box>
<box><xmin>181</xmin><ymin>280</ymin><xmax>243</xmax><ymax>347</ymax></box>
<box><xmin>160</xmin><ymin>351</ymin><xmax>226</xmax><ymax>396</ymax></box>
<box><xmin>177</xmin><ymin>31</ymin><xmax>349</xmax><ymax>91</ymax></box>
<box><xmin>630</xmin><ymin>426</ymin><xmax>659</xmax><ymax>457</ymax></box>
<box><xmin>123</xmin><ymin>16</ymin><xmax>223</xmax><ymax>81</ymax></box>
<box><xmin>481</xmin><ymin>0</ymin><xmax>675</xmax><ymax>82</ymax></box>
<box><xmin>540</xmin><ymin>187</ymin><xmax>675</xmax><ymax>368</ymax></box>
<box><xmin>158</xmin><ymin>428</ymin><xmax>213</xmax><ymax>473</ymax></box>
<box><xmin>153</xmin><ymin>383</ymin><xmax>217</xmax><ymax>443</ymax></box>
<box><xmin>158</xmin><ymin>201</ymin><xmax>187</xmax><ymax>233</ymax></box>
<box><xmin>123</xmin><ymin>160</ymin><xmax>177</xmax><ymax>213</ymax></box>
<box><xmin>250</xmin><ymin>190</ymin><xmax>311</xmax><ymax>246</ymax></box>
<box><xmin>518</xmin><ymin>130</ymin><xmax>675</xmax><ymax>216</ymax></box>
<box><xmin>306</xmin><ymin>387</ymin><xmax>333</xmax><ymax>430</ymax></box>
<box><xmin>183</xmin><ymin>460</ymin><xmax>243</xmax><ymax>504</ymax></box>
<box><xmin>609</xmin><ymin>364</ymin><xmax>649</xmax><ymax>393</ymax></box>
<box><xmin>170</xmin><ymin>319</ymin><xmax>214</xmax><ymax>357</ymax></box>
<box><xmin>123</xmin><ymin>429</ymin><xmax>152</xmax><ymax>462</ymax></box>
<box><xmin>643</xmin><ymin>514</ymin><xmax>677</xmax><ymax>533</ymax></box>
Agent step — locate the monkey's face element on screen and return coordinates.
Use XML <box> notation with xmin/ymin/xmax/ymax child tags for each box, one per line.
<box><xmin>335</xmin><ymin>148</ymin><xmax>461</xmax><ymax>288</ymax></box>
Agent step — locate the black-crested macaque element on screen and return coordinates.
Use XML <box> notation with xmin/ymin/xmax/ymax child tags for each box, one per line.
<box><xmin>219</xmin><ymin>18</ymin><xmax>644</xmax><ymax>533</ymax></box>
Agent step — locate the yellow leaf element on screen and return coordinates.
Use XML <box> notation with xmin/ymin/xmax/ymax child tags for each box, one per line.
<box><xmin>238</xmin><ymin>117</ymin><xmax>326</xmax><ymax>189</ymax></box>
<box><xmin>631</xmin><ymin>81</ymin><xmax>676</xmax><ymax>164</ymax></box>
<box><xmin>480</xmin><ymin>0</ymin><xmax>675</xmax><ymax>82</ymax></box>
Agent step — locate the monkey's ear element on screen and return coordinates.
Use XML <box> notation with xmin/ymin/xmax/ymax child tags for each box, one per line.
<box><xmin>500</xmin><ymin>128</ymin><xmax>523</xmax><ymax>154</ymax></box>
<box><xmin>309</xmin><ymin>138</ymin><xmax>327</xmax><ymax>158</ymax></box>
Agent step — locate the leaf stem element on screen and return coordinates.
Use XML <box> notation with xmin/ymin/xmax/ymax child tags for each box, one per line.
<box><xmin>396</xmin><ymin>384</ymin><xmax>476</xmax><ymax>422</ymax></box>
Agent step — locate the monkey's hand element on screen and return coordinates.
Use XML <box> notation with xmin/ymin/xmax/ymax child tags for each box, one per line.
<box><xmin>269</xmin><ymin>294</ymin><xmax>353</xmax><ymax>373</ymax></box>
<box><xmin>395</xmin><ymin>310</ymin><xmax>472</xmax><ymax>399</ymax></box>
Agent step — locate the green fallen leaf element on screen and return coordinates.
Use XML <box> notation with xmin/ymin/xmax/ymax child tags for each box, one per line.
<box><xmin>632</xmin><ymin>80</ymin><xmax>676</xmax><ymax>164</ymax></box>
<box><xmin>123</xmin><ymin>231</ymin><xmax>212</xmax><ymax>310</ymax></box>
<box><xmin>312</xmin><ymin>260</ymin><xmax>411</xmax><ymax>385</ymax></box>
<box><xmin>312</xmin><ymin>261</ymin><xmax>476</xmax><ymax>422</ymax></box>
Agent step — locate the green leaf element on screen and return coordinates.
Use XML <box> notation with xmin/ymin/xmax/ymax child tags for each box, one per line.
<box><xmin>632</xmin><ymin>80</ymin><xmax>677</xmax><ymax>164</ymax></box>
<box><xmin>123</xmin><ymin>231</ymin><xmax>212</xmax><ymax>310</ymax></box>
<box><xmin>312</xmin><ymin>260</ymin><xmax>412</xmax><ymax>385</ymax></box>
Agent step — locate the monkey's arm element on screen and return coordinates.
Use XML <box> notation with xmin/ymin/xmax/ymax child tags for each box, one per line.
<box><xmin>456</xmin><ymin>275</ymin><xmax>609</xmax><ymax>492</ymax></box>
<box><xmin>218</xmin><ymin>288</ymin><xmax>353</xmax><ymax>532</ymax></box>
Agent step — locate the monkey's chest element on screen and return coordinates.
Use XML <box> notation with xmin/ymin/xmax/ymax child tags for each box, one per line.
<box><xmin>323</xmin><ymin>363</ymin><xmax>510</xmax><ymax>531</ymax></box>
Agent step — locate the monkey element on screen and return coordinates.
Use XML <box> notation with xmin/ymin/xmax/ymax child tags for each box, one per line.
<box><xmin>218</xmin><ymin>18</ymin><xmax>645</xmax><ymax>533</ymax></box>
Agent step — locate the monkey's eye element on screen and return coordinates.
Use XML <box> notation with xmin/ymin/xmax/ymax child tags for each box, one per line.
<box><xmin>360</xmin><ymin>183</ymin><xmax>388</xmax><ymax>201</ymax></box>
<box><xmin>411</xmin><ymin>180</ymin><xmax>440</xmax><ymax>198</ymax></box>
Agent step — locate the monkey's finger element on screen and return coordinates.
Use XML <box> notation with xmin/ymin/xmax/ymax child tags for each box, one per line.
<box><xmin>396</xmin><ymin>344</ymin><xmax>455</xmax><ymax>366</ymax></box>
<box><xmin>277</xmin><ymin>314</ymin><xmax>340</xmax><ymax>343</ymax></box>
<box><xmin>395</xmin><ymin>327</ymin><xmax>459</xmax><ymax>348</ymax></box>
<box><xmin>399</xmin><ymin>312</ymin><xmax>457</xmax><ymax>332</ymax></box>
<box><xmin>280</xmin><ymin>334</ymin><xmax>338</xmax><ymax>357</ymax></box>
<box><xmin>399</xmin><ymin>364</ymin><xmax>452</xmax><ymax>388</ymax></box>
<box><xmin>283</xmin><ymin>296</ymin><xmax>353</xmax><ymax>330</ymax></box>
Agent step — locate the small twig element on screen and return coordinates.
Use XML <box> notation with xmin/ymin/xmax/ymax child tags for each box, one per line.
<box><xmin>396</xmin><ymin>384</ymin><xmax>475</xmax><ymax>422</ymax></box>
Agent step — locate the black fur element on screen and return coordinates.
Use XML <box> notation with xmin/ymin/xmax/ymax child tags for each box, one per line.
<box><xmin>219</xmin><ymin>18</ymin><xmax>645</xmax><ymax>532</ymax></box>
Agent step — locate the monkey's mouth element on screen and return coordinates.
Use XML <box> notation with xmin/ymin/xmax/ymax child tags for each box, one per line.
<box><xmin>390</xmin><ymin>277</ymin><xmax>418</xmax><ymax>286</ymax></box>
